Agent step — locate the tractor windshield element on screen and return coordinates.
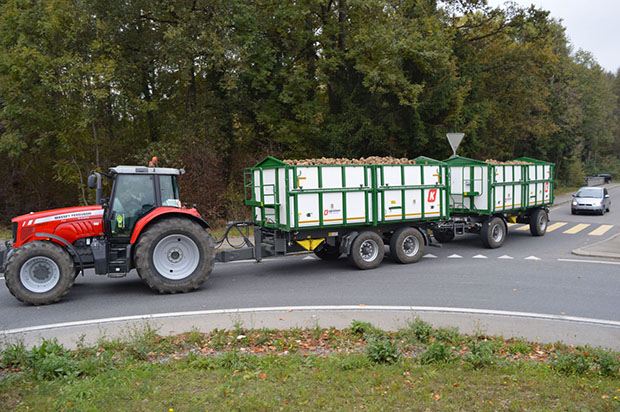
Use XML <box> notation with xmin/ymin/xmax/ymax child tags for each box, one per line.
<box><xmin>110</xmin><ymin>174</ymin><xmax>156</xmax><ymax>236</ymax></box>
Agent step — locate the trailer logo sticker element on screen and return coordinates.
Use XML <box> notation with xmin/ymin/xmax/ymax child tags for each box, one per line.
<box><xmin>427</xmin><ymin>189</ymin><xmax>437</xmax><ymax>203</ymax></box>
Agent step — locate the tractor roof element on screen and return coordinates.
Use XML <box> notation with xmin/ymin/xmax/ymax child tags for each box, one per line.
<box><xmin>109</xmin><ymin>166</ymin><xmax>184</xmax><ymax>175</ymax></box>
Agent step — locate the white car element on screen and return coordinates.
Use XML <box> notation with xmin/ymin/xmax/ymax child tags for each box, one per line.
<box><xmin>571</xmin><ymin>187</ymin><xmax>611</xmax><ymax>215</ymax></box>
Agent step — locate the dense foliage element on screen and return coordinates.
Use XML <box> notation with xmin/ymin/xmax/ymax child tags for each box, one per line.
<box><xmin>0</xmin><ymin>0</ymin><xmax>618</xmax><ymax>222</ymax></box>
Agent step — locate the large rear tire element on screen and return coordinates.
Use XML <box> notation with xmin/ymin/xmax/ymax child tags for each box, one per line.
<box><xmin>481</xmin><ymin>217</ymin><xmax>506</xmax><ymax>249</ymax></box>
<box><xmin>390</xmin><ymin>227</ymin><xmax>424</xmax><ymax>264</ymax></box>
<box><xmin>4</xmin><ymin>241</ymin><xmax>75</xmax><ymax>305</ymax></box>
<box><xmin>313</xmin><ymin>242</ymin><xmax>341</xmax><ymax>260</ymax></box>
<box><xmin>529</xmin><ymin>208</ymin><xmax>548</xmax><ymax>236</ymax></box>
<box><xmin>135</xmin><ymin>218</ymin><xmax>214</xmax><ymax>293</ymax></box>
<box><xmin>348</xmin><ymin>231</ymin><xmax>385</xmax><ymax>270</ymax></box>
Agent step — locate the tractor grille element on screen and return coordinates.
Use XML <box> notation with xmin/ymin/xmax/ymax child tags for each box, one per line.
<box><xmin>12</xmin><ymin>222</ymin><xmax>17</xmax><ymax>242</ymax></box>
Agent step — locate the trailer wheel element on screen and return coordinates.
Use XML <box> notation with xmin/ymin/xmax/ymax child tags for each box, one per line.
<box><xmin>433</xmin><ymin>229</ymin><xmax>455</xmax><ymax>243</ymax></box>
<box><xmin>4</xmin><ymin>241</ymin><xmax>75</xmax><ymax>305</ymax></box>
<box><xmin>314</xmin><ymin>242</ymin><xmax>341</xmax><ymax>260</ymax></box>
<box><xmin>481</xmin><ymin>217</ymin><xmax>506</xmax><ymax>249</ymax></box>
<box><xmin>135</xmin><ymin>217</ymin><xmax>214</xmax><ymax>293</ymax></box>
<box><xmin>529</xmin><ymin>209</ymin><xmax>548</xmax><ymax>236</ymax></box>
<box><xmin>348</xmin><ymin>231</ymin><xmax>384</xmax><ymax>270</ymax></box>
<box><xmin>390</xmin><ymin>227</ymin><xmax>424</xmax><ymax>264</ymax></box>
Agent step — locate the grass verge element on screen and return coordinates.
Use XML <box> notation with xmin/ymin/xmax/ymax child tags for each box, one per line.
<box><xmin>1</xmin><ymin>321</ymin><xmax>618</xmax><ymax>411</ymax></box>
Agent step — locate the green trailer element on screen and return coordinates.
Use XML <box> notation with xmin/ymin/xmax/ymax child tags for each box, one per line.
<box><xmin>234</xmin><ymin>156</ymin><xmax>450</xmax><ymax>269</ymax></box>
<box><xmin>430</xmin><ymin>155</ymin><xmax>555</xmax><ymax>248</ymax></box>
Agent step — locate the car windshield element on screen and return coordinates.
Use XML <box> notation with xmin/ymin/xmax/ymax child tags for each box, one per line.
<box><xmin>576</xmin><ymin>188</ymin><xmax>602</xmax><ymax>198</ymax></box>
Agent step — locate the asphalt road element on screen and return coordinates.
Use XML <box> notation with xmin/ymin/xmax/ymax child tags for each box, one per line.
<box><xmin>1</xmin><ymin>185</ymin><xmax>619</xmax><ymax>330</ymax></box>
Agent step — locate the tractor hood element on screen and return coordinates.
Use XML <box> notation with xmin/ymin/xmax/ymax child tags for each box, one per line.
<box><xmin>12</xmin><ymin>205</ymin><xmax>104</xmax><ymax>226</ymax></box>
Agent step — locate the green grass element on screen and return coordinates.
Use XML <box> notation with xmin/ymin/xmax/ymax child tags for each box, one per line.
<box><xmin>1</xmin><ymin>320</ymin><xmax>618</xmax><ymax>411</ymax></box>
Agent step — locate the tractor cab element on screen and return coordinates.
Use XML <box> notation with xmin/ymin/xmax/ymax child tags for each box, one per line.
<box><xmin>89</xmin><ymin>166</ymin><xmax>184</xmax><ymax>240</ymax></box>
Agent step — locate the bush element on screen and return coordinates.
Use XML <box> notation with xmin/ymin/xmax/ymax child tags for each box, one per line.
<box><xmin>1</xmin><ymin>343</ymin><xmax>28</xmax><ymax>368</ymax></box>
<box><xmin>407</xmin><ymin>318</ymin><xmax>433</xmax><ymax>344</ymax></box>
<box><xmin>433</xmin><ymin>327</ymin><xmax>462</xmax><ymax>345</ymax></box>
<box><xmin>33</xmin><ymin>353</ymin><xmax>79</xmax><ymax>380</ymax></box>
<box><xmin>419</xmin><ymin>343</ymin><xmax>454</xmax><ymax>365</ymax></box>
<box><xmin>465</xmin><ymin>341</ymin><xmax>496</xmax><ymax>369</ymax></box>
<box><xmin>592</xmin><ymin>350</ymin><xmax>619</xmax><ymax>377</ymax></box>
<box><xmin>350</xmin><ymin>320</ymin><xmax>382</xmax><ymax>338</ymax></box>
<box><xmin>27</xmin><ymin>340</ymin><xmax>79</xmax><ymax>379</ymax></box>
<box><xmin>507</xmin><ymin>341</ymin><xmax>531</xmax><ymax>355</ymax></box>
<box><xmin>366</xmin><ymin>337</ymin><xmax>401</xmax><ymax>364</ymax></box>
<box><xmin>552</xmin><ymin>353</ymin><xmax>591</xmax><ymax>375</ymax></box>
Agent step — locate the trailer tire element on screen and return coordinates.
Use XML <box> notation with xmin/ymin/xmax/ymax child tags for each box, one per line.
<box><xmin>529</xmin><ymin>209</ymin><xmax>548</xmax><ymax>236</ymax></box>
<box><xmin>348</xmin><ymin>231</ymin><xmax>384</xmax><ymax>270</ymax></box>
<box><xmin>4</xmin><ymin>241</ymin><xmax>75</xmax><ymax>305</ymax></box>
<box><xmin>433</xmin><ymin>229</ymin><xmax>455</xmax><ymax>243</ymax></box>
<box><xmin>390</xmin><ymin>227</ymin><xmax>424</xmax><ymax>264</ymax></box>
<box><xmin>135</xmin><ymin>217</ymin><xmax>214</xmax><ymax>294</ymax></box>
<box><xmin>314</xmin><ymin>242</ymin><xmax>341</xmax><ymax>260</ymax></box>
<box><xmin>481</xmin><ymin>217</ymin><xmax>506</xmax><ymax>249</ymax></box>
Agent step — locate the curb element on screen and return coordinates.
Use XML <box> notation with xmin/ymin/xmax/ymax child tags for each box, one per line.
<box><xmin>2</xmin><ymin>306</ymin><xmax>619</xmax><ymax>350</ymax></box>
<box><xmin>572</xmin><ymin>232</ymin><xmax>620</xmax><ymax>259</ymax></box>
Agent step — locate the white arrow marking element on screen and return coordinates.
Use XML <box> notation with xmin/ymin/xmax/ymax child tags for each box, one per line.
<box><xmin>524</xmin><ymin>256</ymin><xmax>541</xmax><ymax>261</ymax></box>
<box><xmin>472</xmin><ymin>254</ymin><xmax>487</xmax><ymax>259</ymax></box>
<box><xmin>447</xmin><ymin>254</ymin><xmax>462</xmax><ymax>259</ymax></box>
<box><xmin>303</xmin><ymin>255</ymin><xmax>317</xmax><ymax>260</ymax></box>
<box><xmin>423</xmin><ymin>254</ymin><xmax>437</xmax><ymax>259</ymax></box>
<box><xmin>498</xmin><ymin>255</ymin><xmax>514</xmax><ymax>260</ymax></box>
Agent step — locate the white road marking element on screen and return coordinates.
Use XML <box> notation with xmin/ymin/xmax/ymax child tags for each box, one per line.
<box><xmin>546</xmin><ymin>222</ymin><xmax>567</xmax><ymax>232</ymax></box>
<box><xmin>472</xmin><ymin>254</ymin><xmax>487</xmax><ymax>259</ymax></box>
<box><xmin>303</xmin><ymin>255</ymin><xmax>317</xmax><ymax>260</ymax></box>
<box><xmin>558</xmin><ymin>258</ymin><xmax>620</xmax><ymax>266</ymax></box>
<box><xmin>447</xmin><ymin>254</ymin><xmax>462</xmax><ymax>258</ymax></box>
<box><xmin>524</xmin><ymin>256</ymin><xmax>541</xmax><ymax>261</ymax></box>
<box><xmin>423</xmin><ymin>254</ymin><xmax>437</xmax><ymax>259</ymax></box>
<box><xmin>563</xmin><ymin>223</ymin><xmax>590</xmax><ymax>234</ymax></box>
<box><xmin>2</xmin><ymin>305</ymin><xmax>618</xmax><ymax>336</ymax></box>
<box><xmin>498</xmin><ymin>255</ymin><xmax>513</xmax><ymax>259</ymax></box>
<box><xmin>588</xmin><ymin>225</ymin><xmax>614</xmax><ymax>236</ymax></box>
<box><xmin>0</xmin><ymin>276</ymin><xmax>4</xmax><ymax>280</ymax></box>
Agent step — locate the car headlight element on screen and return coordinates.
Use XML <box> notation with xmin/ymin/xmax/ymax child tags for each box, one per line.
<box><xmin>572</xmin><ymin>200</ymin><xmax>577</xmax><ymax>206</ymax></box>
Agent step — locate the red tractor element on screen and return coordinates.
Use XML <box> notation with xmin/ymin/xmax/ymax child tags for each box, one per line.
<box><xmin>0</xmin><ymin>165</ymin><xmax>216</xmax><ymax>305</ymax></box>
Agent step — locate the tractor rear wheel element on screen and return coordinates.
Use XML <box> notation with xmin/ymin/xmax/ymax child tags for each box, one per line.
<box><xmin>4</xmin><ymin>241</ymin><xmax>75</xmax><ymax>305</ymax></box>
<box><xmin>135</xmin><ymin>218</ymin><xmax>214</xmax><ymax>294</ymax></box>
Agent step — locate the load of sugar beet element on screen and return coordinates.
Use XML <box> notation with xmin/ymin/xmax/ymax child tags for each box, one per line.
<box><xmin>283</xmin><ymin>156</ymin><xmax>417</xmax><ymax>166</ymax></box>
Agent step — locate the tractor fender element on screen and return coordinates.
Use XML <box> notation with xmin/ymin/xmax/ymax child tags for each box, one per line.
<box><xmin>129</xmin><ymin>207</ymin><xmax>210</xmax><ymax>245</ymax></box>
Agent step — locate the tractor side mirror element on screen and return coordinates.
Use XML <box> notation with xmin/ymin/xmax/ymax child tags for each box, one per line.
<box><xmin>87</xmin><ymin>172</ymin><xmax>104</xmax><ymax>205</ymax></box>
<box><xmin>87</xmin><ymin>173</ymin><xmax>98</xmax><ymax>189</ymax></box>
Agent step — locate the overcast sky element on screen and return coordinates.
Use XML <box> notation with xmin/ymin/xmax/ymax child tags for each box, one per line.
<box><xmin>488</xmin><ymin>0</ymin><xmax>619</xmax><ymax>73</ymax></box>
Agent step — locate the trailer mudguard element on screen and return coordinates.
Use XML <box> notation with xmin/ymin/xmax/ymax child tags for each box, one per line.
<box><xmin>129</xmin><ymin>207</ymin><xmax>209</xmax><ymax>244</ymax></box>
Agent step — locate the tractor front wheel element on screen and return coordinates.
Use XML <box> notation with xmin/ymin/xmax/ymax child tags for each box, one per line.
<box><xmin>135</xmin><ymin>218</ymin><xmax>214</xmax><ymax>294</ymax></box>
<box><xmin>4</xmin><ymin>241</ymin><xmax>76</xmax><ymax>305</ymax></box>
